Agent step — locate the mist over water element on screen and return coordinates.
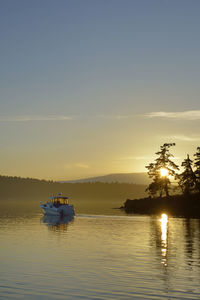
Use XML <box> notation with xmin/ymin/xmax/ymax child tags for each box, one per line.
<box><xmin>1</xmin><ymin>199</ymin><xmax>200</xmax><ymax>299</ymax></box>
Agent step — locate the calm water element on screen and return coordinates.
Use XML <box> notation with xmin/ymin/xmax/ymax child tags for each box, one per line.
<box><xmin>1</xmin><ymin>201</ymin><xmax>200</xmax><ymax>299</ymax></box>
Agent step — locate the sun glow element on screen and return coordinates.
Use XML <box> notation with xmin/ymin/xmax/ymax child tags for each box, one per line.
<box><xmin>160</xmin><ymin>213</ymin><xmax>168</xmax><ymax>267</ymax></box>
<box><xmin>160</xmin><ymin>214</ymin><xmax>168</xmax><ymax>247</ymax></box>
<box><xmin>160</xmin><ymin>168</ymin><xmax>169</xmax><ymax>177</ymax></box>
<box><xmin>160</xmin><ymin>213</ymin><xmax>168</xmax><ymax>225</ymax></box>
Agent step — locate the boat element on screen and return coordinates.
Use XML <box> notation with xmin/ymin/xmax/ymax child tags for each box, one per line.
<box><xmin>40</xmin><ymin>193</ymin><xmax>75</xmax><ymax>216</ymax></box>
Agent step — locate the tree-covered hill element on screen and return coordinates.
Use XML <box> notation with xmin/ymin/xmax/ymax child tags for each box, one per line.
<box><xmin>0</xmin><ymin>175</ymin><xmax>147</xmax><ymax>201</ymax></box>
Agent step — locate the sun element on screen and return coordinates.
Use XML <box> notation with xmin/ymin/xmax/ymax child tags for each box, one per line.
<box><xmin>160</xmin><ymin>168</ymin><xmax>169</xmax><ymax>177</ymax></box>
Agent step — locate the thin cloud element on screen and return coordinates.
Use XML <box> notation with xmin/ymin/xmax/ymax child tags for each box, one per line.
<box><xmin>0</xmin><ymin>115</ymin><xmax>74</xmax><ymax>122</ymax></box>
<box><xmin>133</xmin><ymin>156</ymin><xmax>154</xmax><ymax>160</ymax></box>
<box><xmin>167</xmin><ymin>135</ymin><xmax>200</xmax><ymax>142</ymax></box>
<box><xmin>74</xmin><ymin>163</ymin><xmax>90</xmax><ymax>169</ymax></box>
<box><xmin>98</xmin><ymin>114</ymin><xmax>132</xmax><ymax>120</ymax></box>
<box><xmin>122</xmin><ymin>156</ymin><xmax>153</xmax><ymax>160</ymax></box>
<box><xmin>115</xmin><ymin>154</ymin><xmax>180</xmax><ymax>162</ymax></box>
<box><xmin>65</xmin><ymin>163</ymin><xmax>90</xmax><ymax>169</ymax></box>
<box><xmin>114</xmin><ymin>156</ymin><xmax>154</xmax><ymax>162</ymax></box>
<box><xmin>144</xmin><ymin>110</ymin><xmax>200</xmax><ymax>120</ymax></box>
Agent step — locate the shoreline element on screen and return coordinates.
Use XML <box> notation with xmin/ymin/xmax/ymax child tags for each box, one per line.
<box><xmin>121</xmin><ymin>193</ymin><xmax>200</xmax><ymax>218</ymax></box>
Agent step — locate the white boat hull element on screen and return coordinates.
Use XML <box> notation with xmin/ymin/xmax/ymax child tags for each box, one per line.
<box><xmin>40</xmin><ymin>203</ymin><xmax>75</xmax><ymax>216</ymax></box>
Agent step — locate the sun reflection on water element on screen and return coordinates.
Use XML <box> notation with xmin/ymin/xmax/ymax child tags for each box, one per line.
<box><xmin>160</xmin><ymin>213</ymin><xmax>168</xmax><ymax>267</ymax></box>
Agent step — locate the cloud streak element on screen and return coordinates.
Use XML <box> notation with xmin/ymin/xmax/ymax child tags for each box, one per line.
<box><xmin>113</xmin><ymin>156</ymin><xmax>155</xmax><ymax>164</ymax></box>
<box><xmin>144</xmin><ymin>110</ymin><xmax>200</xmax><ymax>120</ymax></box>
<box><xmin>98</xmin><ymin>114</ymin><xmax>133</xmax><ymax>120</ymax></box>
<box><xmin>119</xmin><ymin>156</ymin><xmax>153</xmax><ymax>161</ymax></box>
<box><xmin>166</xmin><ymin>135</ymin><xmax>200</xmax><ymax>142</ymax></box>
<box><xmin>0</xmin><ymin>115</ymin><xmax>74</xmax><ymax>122</ymax></box>
<box><xmin>65</xmin><ymin>163</ymin><xmax>90</xmax><ymax>169</ymax></box>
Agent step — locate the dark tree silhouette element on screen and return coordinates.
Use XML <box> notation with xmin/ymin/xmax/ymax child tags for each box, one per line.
<box><xmin>146</xmin><ymin>143</ymin><xmax>179</xmax><ymax>197</ymax></box>
<box><xmin>178</xmin><ymin>154</ymin><xmax>196</xmax><ymax>195</ymax></box>
<box><xmin>194</xmin><ymin>147</ymin><xmax>200</xmax><ymax>192</ymax></box>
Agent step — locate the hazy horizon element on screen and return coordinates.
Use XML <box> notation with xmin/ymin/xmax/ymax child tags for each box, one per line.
<box><xmin>0</xmin><ymin>170</ymin><xmax>148</xmax><ymax>182</ymax></box>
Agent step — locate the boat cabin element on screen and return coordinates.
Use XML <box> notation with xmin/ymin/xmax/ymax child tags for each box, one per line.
<box><xmin>50</xmin><ymin>196</ymin><xmax>69</xmax><ymax>207</ymax></box>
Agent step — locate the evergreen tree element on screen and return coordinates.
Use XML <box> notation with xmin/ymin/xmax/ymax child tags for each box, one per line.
<box><xmin>194</xmin><ymin>147</ymin><xmax>200</xmax><ymax>192</ymax></box>
<box><xmin>146</xmin><ymin>177</ymin><xmax>170</xmax><ymax>198</ymax></box>
<box><xmin>178</xmin><ymin>154</ymin><xmax>196</xmax><ymax>195</ymax></box>
<box><xmin>146</xmin><ymin>143</ymin><xmax>179</xmax><ymax>197</ymax></box>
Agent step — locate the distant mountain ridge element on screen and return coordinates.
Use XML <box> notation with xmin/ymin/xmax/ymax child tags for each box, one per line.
<box><xmin>62</xmin><ymin>172</ymin><xmax>150</xmax><ymax>185</ymax></box>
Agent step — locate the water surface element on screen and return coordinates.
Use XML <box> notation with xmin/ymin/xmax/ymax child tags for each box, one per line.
<box><xmin>0</xmin><ymin>201</ymin><xmax>200</xmax><ymax>299</ymax></box>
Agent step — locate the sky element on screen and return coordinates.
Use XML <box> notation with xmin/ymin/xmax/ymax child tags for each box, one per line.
<box><xmin>1</xmin><ymin>0</ymin><xmax>200</xmax><ymax>180</ymax></box>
